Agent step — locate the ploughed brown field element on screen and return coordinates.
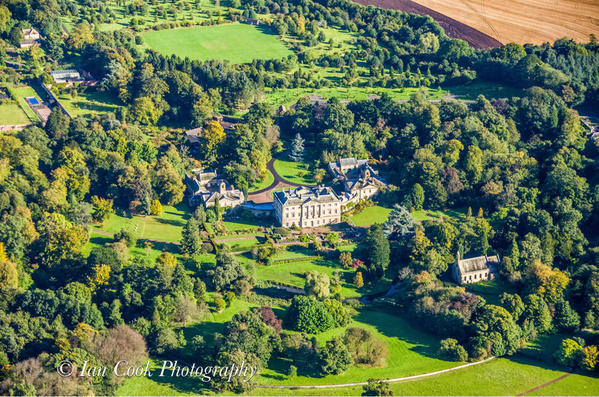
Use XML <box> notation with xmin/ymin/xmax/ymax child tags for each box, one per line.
<box><xmin>353</xmin><ymin>0</ymin><xmax>599</xmax><ymax>46</ymax></box>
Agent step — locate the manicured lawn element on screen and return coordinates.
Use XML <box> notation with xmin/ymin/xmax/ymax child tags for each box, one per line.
<box><xmin>271</xmin><ymin>246</ymin><xmax>315</xmax><ymax>260</ymax></box>
<box><xmin>0</xmin><ymin>102</ymin><xmax>30</xmax><ymax>125</ymax></box>
<box><xmin>223</xmin><ymin>218</ymin><xmax>269</xmax><ymax>232</ymax></box>
<box><xmin>85</xmin><ymin>233</ymin><xmax>178</xmax><ymax>264</ymax></box>
<box><xmin>350</xmin><ymin>205</ymin><xmax>392</xmax><ymax>226</ymax></box>
<box><xmin>93</xmin><ymin>205</ymin><xmax>190</xmax><ymax>242</ymax></box>
<box><xmin>272</xmin><ymin>158</ymin><xmax>315</xmax><ymax>185</ymax></box>
<box><xmin>221</xmin><ymin>236</ymin><xmax>261</xmax><ymax>251</ymax></box>
<box><xmin>55</xmin><ymin>89</ymin><xmax>119</xmax><ymax>117</ymax></box>
<box><xmin>249</xmin><ymin>170</ymin><xmax>275</xmax><ymax>192</ymax></box>
<box><xmin>117</xmin><ymin>353</ymin><xmax>599</xmax><ymax>396</ymax></box>
<box><xmin>142</xmin><ymin>23</ymin><xmax>293</xmax><ymax>64</ymax></box>
<box><xmin>255</xmin><ymin>256</ymin><xmax>361</xmax><ymax>298</ymax></box>
<box><xmin>6</xmin><ymin>85</ymin><xmax>41</xmax><ymax>122</ymax></box>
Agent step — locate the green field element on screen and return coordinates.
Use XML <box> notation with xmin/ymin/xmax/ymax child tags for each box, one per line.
<box><xmin>252</xmin><ymin>357</ymin><xmax>599</xmax><ymax>396</ymax></box>
<box><xmin>117</xmin><ymin>308</ymin><xmax>457</xmax><ymax>394</ymax></box>
<box><xmin>260</xmin><ymin>309</ymin><xmax>455</xmax><ymax>386</ymax></box>
<box><xmin>142</xmin><ymin>23</ymin><xmax>293</xmax><ymax>64</ymax></box>
<box><xmin>117</xmin><ymin>353</ymin><xmax>599</xmax><ymax>396</ymax></box>
<box><xmin>0</xmin><ymin>102</ymin><xmax>30</xmax><ymax>125</ymax></box>
<box><xmin>350</xmin><ymin>205</ymin><xmax>392</xmax><ymax>227</ymax></box>
<box><xmin>92</xmin><ymin>205</ymin><xmax>190</xmax><ymax>242</ymax></box>
<box><xmin>272</xmin><ymin>158</ymin><xmax>315</xmax><ymax>185</ymax></box>
<box><xmin>55</xmin><ymin>89</ymin><xmax>120</xmax><ymax>117</ymax></box>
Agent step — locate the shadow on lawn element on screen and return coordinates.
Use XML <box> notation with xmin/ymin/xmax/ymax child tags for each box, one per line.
<box><xmin>138</xmin><ymin>239</ymin><xmax>180</xmax><ymax>252</ymax></box>
<box><xmin>353</xmin><ymin>310</ymin><xmax>444</xmax><ymax>362</ymax></box>
<box><xmin>510</xmin><ymin>354</ymin><xmax>599</xmax><ymax>380</ymax></box>
<box><xmin>285</xmin><ymin>244</ymin><xmax>313</xmax><ymax>255</ymax></box>
<box><xmin>156</xmin><ymin>217</ymin><xmax>185</xmax><ymax>227</ymax></box>
<box><xmin>90</xmin><ymin>235</ymin><xmax>113</xmax><ymax>246</ymax></box>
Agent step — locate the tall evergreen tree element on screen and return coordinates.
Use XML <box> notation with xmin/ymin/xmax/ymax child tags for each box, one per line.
<box><xmin>180</xmin><ymin>218</ymin><xmax>202</xmax><ymax>257</ymax></box>
<box><xmin>289</xmin><ymin>133</ymin><xmax>305</xmax><ymax>162</ymax></box>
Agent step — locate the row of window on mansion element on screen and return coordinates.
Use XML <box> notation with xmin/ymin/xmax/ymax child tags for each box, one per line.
<box><xmin>283</xmin><ymin>204</ymin><xmax>340</xmax><ymax>219</ymax></box>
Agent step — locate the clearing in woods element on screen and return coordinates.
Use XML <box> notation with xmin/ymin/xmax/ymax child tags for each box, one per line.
<box><xmin>141</xmin><ymin>23</ymin><xmax>293</xmax><ymax>64</ymax></box>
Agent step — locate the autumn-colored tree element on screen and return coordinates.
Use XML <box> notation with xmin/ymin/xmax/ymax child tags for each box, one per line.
<box><xmin>91</xmin><ymin>196</ymin><xmax>114</xmax><ymax>222</ymax></box>
<box><xmin>150</xmin><ymin>199</ymin><xmax>163</xmax><ymax>216</ymax></box>
<box><xmin>580</xmin><ymin>345</ymin><xmax>598</xmax><ymax>372</ymax></box>
<box><xmin>0</xmin><ymin>242</ymin><xmax>7</xmax><ymax>262</ymax></box>
<box><xmin>87</xmin><ymin>264</ymin><xmax>111</xmax><ymax>293</ymax></box>
<box><xmin>526</xmin><ymin>261</ymin><xmax>570</xmax><ymax>304</ymax></box>
<box><xmin>0</xmin><ymin>6</ymin><xmax>11</xmax><ymax>34</ymax></box>
<box><xmin>214</xmin><ymin>297</ymin><xmax>226</xmax><ymax>313</ymax></box>
<box><xmin>354</xmin><ymin>271</ymin><xmax>364</xmax><ymax>288</ymax></box>
<box><xmin>68</xmin><ymin>22</ymin><xmax>94</xmax><ymax>49</ymax></box>
<box><xmin>38</xmin><ymin>213</ymin><xmax>89</xmax><ymax>268</ymax></box>
<box><xmin>131</xmin><ymin>96</ymin><xmax>163</xmax><ymax>125</ymax></box>
<box><xmin>200</xmin><ymin>120</ymin><xmax>225</xmax><ymax>163</ymax></box>
<box><xmin>0</xmin><ymin>258</ymin><xmax>18</xmax><ymax>289</ymax></box>
<box><xmin>156</xmin><ymin>252</ymin><xmax>178</xmax><ymax>268</ymax></box>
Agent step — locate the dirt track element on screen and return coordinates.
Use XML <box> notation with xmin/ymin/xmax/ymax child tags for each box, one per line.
<box><xmin>352</xmin><ymin>0</ymin><xmax>502</xmax><ymax>49</ymax></box>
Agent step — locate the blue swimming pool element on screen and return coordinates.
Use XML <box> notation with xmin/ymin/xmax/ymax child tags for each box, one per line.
<box><xmin>26</xmin><ymin>96</ymin><xmax>40</xmax><ymax>105</ymax></box>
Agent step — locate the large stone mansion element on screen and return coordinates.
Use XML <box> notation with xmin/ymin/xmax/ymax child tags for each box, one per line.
<box><xmin>273</xmin><ymin>186</ymin><xmax>342</xmax><ymax>228</ymax></box>
<box><xmin>272</xmin><ymin>158</ymin><xmax>388</xmax><ymax>228</ymax></box>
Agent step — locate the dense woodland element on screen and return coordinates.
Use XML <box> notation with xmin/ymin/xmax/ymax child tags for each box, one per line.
<box><xmin>0</xmin><ymin>0</ymin><xmax>599</xmax><ymax>394</ymax></box>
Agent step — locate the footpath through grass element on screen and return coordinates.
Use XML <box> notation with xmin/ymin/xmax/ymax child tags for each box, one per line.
<box><xmin>251</xmin><ymin>357</ymin><xmax>599</xmax><ymax>396</ymax></box>
<box><xmin>142</xmin><ymin>23</ymin><xmax>293</xmax><ymax>64</ymax></box>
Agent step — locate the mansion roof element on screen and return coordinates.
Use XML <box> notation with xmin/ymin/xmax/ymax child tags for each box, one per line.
<box><xmin>274</xmin><ymin>186</ymin><xmax>340</xmax><ymax>206</ymax></box>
